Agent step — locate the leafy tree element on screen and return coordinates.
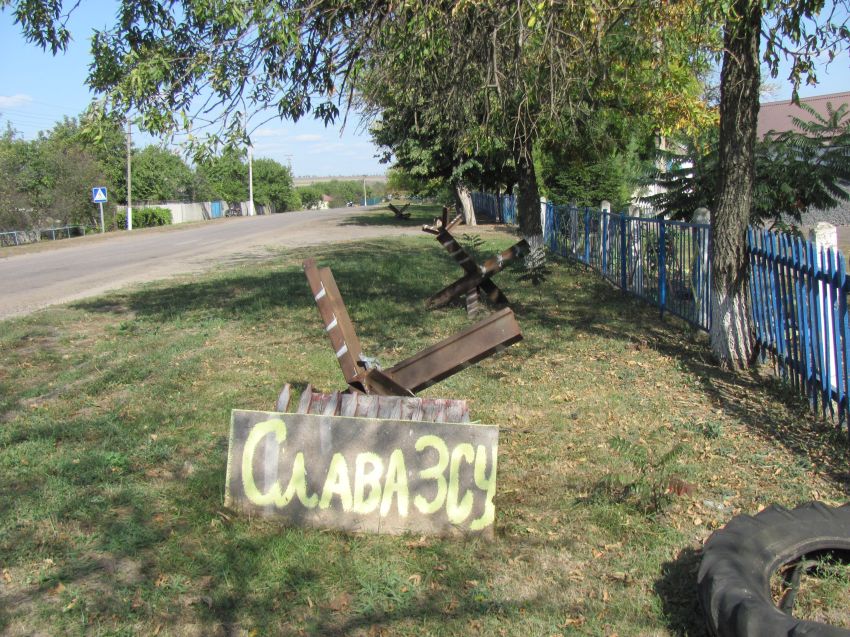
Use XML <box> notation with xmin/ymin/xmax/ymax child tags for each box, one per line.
<box><xmin>132</xmin><ymin>145</ymin><xmax>195</xmax><ymax>202</ymax></box>
<box><xmin>197</xmin><ymin>150</ymin><xmax>247</xmax><ymax>203</ymax></box>
<box><xmin>252</xmin><ymin>158</ymin><xmax>300</xmax><ymax>211</ymax></box>
<box><xmin>537</xmin><ymin>111</ymin><xmax>657</xmax><ymax>211</ymax></box>
<box><xmin>0</xmin><ymin>116</ymin><xmax>115</xmax><ymax>228</ymax></box>
<box><xmin>710</xmin><ymin>0</ymin><xmax>848</xmax><ymax>367</ymax></box>
<box><xmin>385</xmin><ymin>167</ymin><xmax>422</xmax><ymax>195</ymax></box>
<box><xmin>0</xmin><ymin>124</ymin><xmax>34</xmax><ymax>230</ymax></box>
<box><xmin>6</xmin><ymin>0</ymin><xmax>713</xmax><ymax>239</ymax></box>
<box><xmin>320</xmin><ymin>180</ymin><xmax>363</xmax><ymax>207</ymax></box>
<box><xmin>645</xmin><ymin>103</ymin><xmax>850</xmax><ymax>227</ymax></box>
<box><xmin>295</xmin><ymin>185</ymin><xmax>324</xmax><ymax>209</ymax></box>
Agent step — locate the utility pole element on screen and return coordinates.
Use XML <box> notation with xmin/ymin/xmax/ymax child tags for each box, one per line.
<box><xmin>248</xmin><ymin>145</ymin><xmax>255</xmax><ymax>216</ymax></box>
<box><xmin>126</xmin><ymin>120</ymin><xmax>132</xmax><ymax>230</ymax></box>
<box><xmin>362</xmin><ymin>176</ymin><xmax>367</xmax><ymax>206</ymax></box>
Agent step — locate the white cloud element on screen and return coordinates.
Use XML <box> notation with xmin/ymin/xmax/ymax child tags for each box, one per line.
<box><xmin>252</xmin><ymin>127</ymin><xmax>287</xmax><ymax>139</ymax></box>
<box><xmin>293</xmin><ymin>133</ymin><xmax>323</xmax><ymax>142</ymax></box>
<box><xmin>307</xmin><ymin>142</ymin><xmax>347</xmax><ymax>155</ymax></box>
<box><xmin>0</xmin><ymin>94</ymin><xmax>33</xmax><ymax>108</ymax></box>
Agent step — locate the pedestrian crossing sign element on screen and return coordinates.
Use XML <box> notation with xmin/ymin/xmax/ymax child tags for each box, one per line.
<box><xmin>92</xmin><ymin>187</ymin><xmax>108</xmax><ymax>203</ymax></box>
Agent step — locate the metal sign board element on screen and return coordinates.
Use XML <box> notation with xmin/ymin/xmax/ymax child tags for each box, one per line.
<box><xmin>92</xmin><ymin>187</ymin><xmax>108</xmax><ymax>203</ymax></box>
<box><xmin>225</xmin><ymin>410</ymin><xmax>498</xmax><ymax>536</ymax></box>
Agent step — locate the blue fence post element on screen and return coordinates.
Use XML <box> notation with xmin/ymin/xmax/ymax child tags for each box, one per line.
<box><xmin>659</xmin><ymin>220</ymin><xmax>667</xmax><ymax>317</ymax></box>
<box><xmin>838</xmin><ymin>257</ymin><xmax>850</xmax><ymax>431</ymax></box>
<box><xmin>583</xmin><ymin>208</ymin><xmax>590</xmax><ymax>265</ymax></box>
<box><xmin>620</xmin><ymin>213</ymin><xmax>627</xmax><ymax>291</ymax></box>
<box><xmin>601</xmin><ymin>212</ymin><xmax>609</xmax><ymax>275</ymax></box>
<box><xmin>826</xmin><ymin>247</ymin><xmax>843</xmax><ymax>420</ymax></box>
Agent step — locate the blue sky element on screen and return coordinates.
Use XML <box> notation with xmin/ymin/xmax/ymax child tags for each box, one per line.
<box><xmin>1</xmin><ymin>3</ymin><xmax>848</xmax><ymax>177</ymax></box>
<box><xmin>0</xmin><ymin>2</ymin><xmax>386</xmax><ymax>177</ymax></box>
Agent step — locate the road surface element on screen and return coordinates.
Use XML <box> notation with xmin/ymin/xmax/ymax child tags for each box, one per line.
<box><xmin>0</xmin><ymin>208</ymin><xmax>417</xmax><ymax>320</ymax></box>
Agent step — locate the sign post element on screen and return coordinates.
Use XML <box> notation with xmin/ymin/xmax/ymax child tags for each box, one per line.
<box><xmin>92</xmin><ymin>187</ymin><xmax>108</xmax><ymax>233</ymax></box>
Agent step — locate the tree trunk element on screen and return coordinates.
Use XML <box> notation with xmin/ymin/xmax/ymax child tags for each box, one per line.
<box><xmin>514</xmin><ymin>139</ymin><xmax>542</xmax><ymax>238</ymax></box>
<box><xmin>710</xmin><ymin>0</ymin><xmax>760</xmax><ymax>369</ymax></box>
<box><xmin>453</xmin><ymin>181</ymin><xmax>477</xmax><ymax>226</ymax></box>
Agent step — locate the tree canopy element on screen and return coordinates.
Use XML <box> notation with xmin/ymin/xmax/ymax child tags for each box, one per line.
<box><xmin>644</xmin><ymin>101</ymin><xmax>850</xmax><ymax>227</ymax></box>
<box><xmin>4</xmin><ymin>0</ymin><xmax>714</xmax><ymax>235</ymax></box>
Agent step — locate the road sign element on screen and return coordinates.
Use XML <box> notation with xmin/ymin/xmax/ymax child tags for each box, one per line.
<box><xmin>92</xmin><ymin>187</ymin><xmax>108</xmax><ymax>203</ymax></box>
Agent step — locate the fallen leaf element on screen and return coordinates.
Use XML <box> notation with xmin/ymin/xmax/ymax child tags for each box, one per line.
<box><xmin>561</xmin><ymin>616</ymin><xmax>585</xmax><ymax>627</ymax></box>
<box><xmin>405</xmin><ymin>536</ymin><xmax>428</xmax><ymax>549</ymax></box>
<box><xmin>327</xmin><ymin>592</ymin><xmax>351</xmax><ymax>612</ymax></box>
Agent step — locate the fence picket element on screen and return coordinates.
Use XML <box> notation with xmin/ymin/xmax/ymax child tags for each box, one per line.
<box><xmin>827</xmin><ymin>248</ymin><xmax>843</xmax><ymax>422</ymax></box>
<box><xmin>470</xmin><ymin>193</ymin><xmax>850</xmax><ymax>430</ymax></box>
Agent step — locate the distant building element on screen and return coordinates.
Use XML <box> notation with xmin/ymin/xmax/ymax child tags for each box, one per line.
<box><xmin>758</xmin><ymin>90</ymin><xmax>850</xmax><ymax>138</ymax></box>
<box><xmin>759</xmin><ymin>91</ymin><xmax>850</xmax><ymax>227</ymax></box>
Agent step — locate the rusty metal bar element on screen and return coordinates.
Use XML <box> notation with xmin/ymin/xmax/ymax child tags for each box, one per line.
<box><xmin>303</xmin><ymin>261</ymin><xmax>522</xmax><ymax>397</ymax></box>
<box><xmin>479</xmin><ymin>240</ymin><xmax>530</xmax><ymax>276</ymax></box>
<box><xmin>426</xmin><ymin>233</ymin><xmax>527</xmax><ymax>312</ymax></box>
<box><xmin>303</xmin><ymin>259</ymin><xmax>365</xmax><ymax>384</ymax></box>
<box><xmin>436</xmin><ymin>229</ymin><xmax>478</xmax><ymax>274</ymax></box>
<box><xmin>388</xmin><ymin>203</ymin><xmax>411</xmax><ymax>219</ymax></box>
<box><xmin>426</xmin><ymin>272</ymin><xmax>484</xmax><ymax>309</ymax></box>
<box><xmin>385</xmin><ymin>307</ymin><xmax>522</xmax><ymax>392</ymax></box>
<box><xmin>423</xmin><ymin>207</ymin><xmax>463</xmax><ymax>235</ymax></box>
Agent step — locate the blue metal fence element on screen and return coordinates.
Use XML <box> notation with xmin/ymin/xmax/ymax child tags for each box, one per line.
<box><xmin>544</xmin><ymin>203</ymin><xmax>712</xmax><ymax>330</ymax></box>
<box><xmin>0</xmin><ymin>225</ymin><xmax>87</xmax><ymax>247</ymax></box>
<box><xmin>748</xmin><ymin>228</ymin><xmax>850</xmax><ymax>424</ymax></box>
<box><xmin>470</xmin><ymin>192</ymin><xmax>518</xmax><ymax>224</ymax></box>
<box><xmin>470</xmin><ymin>192</ymin><xmax>850</xmax><ymax>425</ymax></box>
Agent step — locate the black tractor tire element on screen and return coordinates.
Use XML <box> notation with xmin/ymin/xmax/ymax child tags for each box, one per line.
<box><xmin>698</xmin><ymin>501</ymin><xmax>850</xmax><ymax>637</ymax></box>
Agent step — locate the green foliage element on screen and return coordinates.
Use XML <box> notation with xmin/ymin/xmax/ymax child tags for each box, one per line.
<box><xmin>644</xmin><ymin>102</ymin><xmax>850</xmax><ymax>225</ymax></box>
<box><xmin>296</xmin><ymin>180</ymin><xmax>379</xmax><ymax>208</ymax></box>
<box><xmin>601</xmin><ymin>431</ymin><xmax>687</xmax><ymax>514</ymax></box>
<box><xmin>115</xmin><ymin>207</ymin><xmax>172</xmax><ymax>229</ymax></box>
<box><xmin>323</xmin><ymin>180</ymin><xmax>363</xmax><ymax>207</ymax></box>
<box><xmin>0</xmin><ymin>116</ymin><xmax>116</xmax><ymax>229</ymax></box>
<box><xmin>132</xmin><ymin>146</ymin><xmax>195</xmax><ymax>202</ymax></box>
<box><xmin>385</xmin><ymin>167</ymin><xmax>422</xmax><ymax>194</ymax></box>
<box><xmin>295</xmin><ymin>185</ymin><xmax>325</xmax><ymax>209</ymax></box>
<box><xmin>251</xmin><ymin>158</ymin><xmax>299</xmax><ymax>212</ymax></box>
<box><xmin>196</xmin><ymin>149</ymin><xmax>247</xmax><ymax>203</ymax></box>
<box><xmin>538</xmin><ymin>133</ymin><xmax>654</xmax><ymax>210</ymax></box>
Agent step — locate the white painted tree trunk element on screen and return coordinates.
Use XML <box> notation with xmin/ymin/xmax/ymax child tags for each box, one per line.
<box><xmin>709</xmin><ymin>286</ymin><xmax>753</xmax><ymax>368</ymax></box>
<box><xmin>455</xmin><ymin>182</ymin><xmax>477</xmax><ymax>226</ymax></box>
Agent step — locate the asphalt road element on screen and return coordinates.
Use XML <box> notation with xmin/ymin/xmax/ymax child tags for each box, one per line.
<box><xmin>0</xmin><ymin>207</ymin><xmax>418</xmax><ymax>320</ymax></box>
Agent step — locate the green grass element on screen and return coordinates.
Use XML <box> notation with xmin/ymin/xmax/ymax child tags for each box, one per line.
<box><xmin>2</xmin><ymin>213</ymin><xmax>850</xmax><ymax>635</ymax></box>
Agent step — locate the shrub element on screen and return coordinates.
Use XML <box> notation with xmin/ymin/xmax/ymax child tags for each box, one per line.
<box><xmin>115</xmin><ymin>207</ymin><xmax>172</xmax><ymax>229</ymax></box>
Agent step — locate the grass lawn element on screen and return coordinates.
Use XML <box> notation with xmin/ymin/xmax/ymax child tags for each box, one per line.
<box><xmin>2</xmin><ymin>207</ymin><xmax>849</xmax><ymax>636</ymax></box>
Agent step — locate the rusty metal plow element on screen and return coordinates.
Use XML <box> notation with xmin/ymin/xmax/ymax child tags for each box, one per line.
<box><xmin>423</xmin><ymin>207</ymin><xmax>529</xmax><ymax>317</ymax></box>
<box><xmin>302</xmin><ymin>258</ymin><xmax>522</xmax><ymax>397</ymax></box>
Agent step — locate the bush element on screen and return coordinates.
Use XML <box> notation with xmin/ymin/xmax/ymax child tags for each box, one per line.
<box><xmin>115</xmin><ymin>207</ymin><xmax>172</xmax><ymax>229</ymax></box>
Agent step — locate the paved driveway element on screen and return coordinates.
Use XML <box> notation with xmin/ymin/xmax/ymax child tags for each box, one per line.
<box><xmin>0</xmin><ymin>208</ymin><xmax>418</xmax><ymax>320</ymax></box>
